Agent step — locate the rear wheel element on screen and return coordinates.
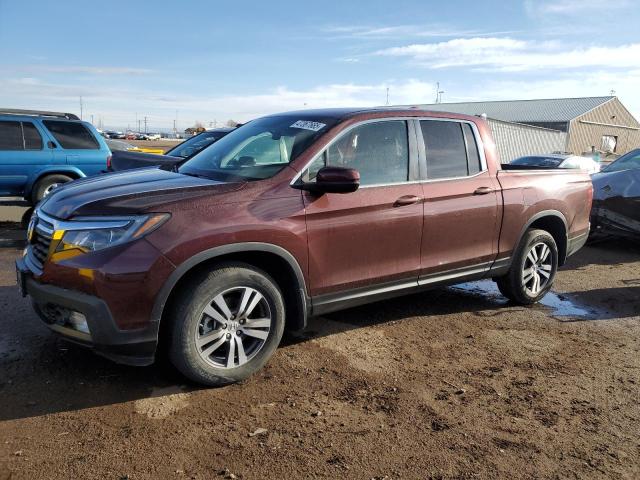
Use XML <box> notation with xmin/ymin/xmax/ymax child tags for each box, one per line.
<box><xmin>168</xmin><ymin>263</ymin><xmax>285</xmax><ymax>386</ymax></box>
<box><xmin>495</xmin><ymin>229</ymin><xmax>558</xmax><ymax>304</ymax></box>
<box><xmin>31</xmin><ymin>174</ymin><xmax>73</xmax><ymax>204</ymax></box>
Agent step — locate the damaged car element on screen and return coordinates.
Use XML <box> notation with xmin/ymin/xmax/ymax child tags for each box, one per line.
<box><xmin>590</xmin><ymin>148</ymin><xmax>640</xmax><ymax>240</ymax></box>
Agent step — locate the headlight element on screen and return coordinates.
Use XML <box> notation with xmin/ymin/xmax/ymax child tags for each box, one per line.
<box><xmin>56</xmin><ymin>214</ymin><xmax>170</xmax><ymax>253</ymax></box>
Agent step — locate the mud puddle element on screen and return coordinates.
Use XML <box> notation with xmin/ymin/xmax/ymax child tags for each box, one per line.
<box><xmin>451</xmin><ymin>280</ymin><xmax>598</xmax><ymax>318</ymax></box>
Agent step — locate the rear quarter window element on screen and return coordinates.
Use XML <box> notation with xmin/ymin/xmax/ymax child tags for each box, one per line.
<box><xmin>42</xmin><ymin>120</ymin><xmax>99</xmax><ymax>149</ymax></box>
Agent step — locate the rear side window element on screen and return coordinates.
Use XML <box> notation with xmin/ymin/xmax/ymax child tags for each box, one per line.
<box><xmin>462</xmin><ymin>123</ymin><xmax>481</xmax><ymax>175</ymax></box>
<box><xmin>42</xmin><ymin>120</ymin><xmax>99</xmax><ymax>149</ymax></box>
<box><xmin>421</xmin><ymin>120</ymin><xmax>483</xmax><ymax>179</ymax></box>
<box><xmin>308</xmin><ymin>120</ymin><xmax>409</xmax><ymax>186</ymax></box>
<box><xmin>0</xmin><ymin>121</ymin><xmax>23</xmax><ymax>150</ymax></box>
<box><xmin>22</xmin><ymin>122</ymin><xmax>43</xmax><ymax>150</ymax></box>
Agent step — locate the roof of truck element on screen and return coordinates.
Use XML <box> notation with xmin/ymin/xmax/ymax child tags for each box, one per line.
<box><xmin>266</xmin><ymin>106</ymin><xmax>479</xmax><ymax>121</ymax></box>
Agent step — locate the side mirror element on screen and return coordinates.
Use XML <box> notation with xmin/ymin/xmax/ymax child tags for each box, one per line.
<box><xmin>297</xmin><ymin>166</ymin><xmax>360</xmax><ymax>194</ymax></box>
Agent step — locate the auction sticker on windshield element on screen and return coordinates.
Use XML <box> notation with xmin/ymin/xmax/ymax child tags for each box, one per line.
<box><xmin>290</xmin><ymin>120</ymin><xmax>326</xmax><ymax>132</ymax></box>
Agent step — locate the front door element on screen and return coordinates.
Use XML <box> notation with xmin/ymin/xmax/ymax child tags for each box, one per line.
<box><xmin>301</xmin><ymin>119</ymin><xmax>424</xmax><ymax>298</ymax></box>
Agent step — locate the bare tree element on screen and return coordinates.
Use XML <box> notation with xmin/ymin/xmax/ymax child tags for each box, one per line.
<box><xmin>225</xmin><ymin>119</ymin><xmax>239</xmax><ymax>127</ymax></box>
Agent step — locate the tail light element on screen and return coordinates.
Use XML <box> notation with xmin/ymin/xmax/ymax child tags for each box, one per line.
<box><xmin>106</xmin><ymin>155</ymin><xmax>112</xmax><ymax>169</ymax></box>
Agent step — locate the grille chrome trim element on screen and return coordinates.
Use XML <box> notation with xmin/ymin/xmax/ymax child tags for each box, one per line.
<box><xmin>25</xmin><ymin>210</ymin><xmax>57</xmax><ymax>275</ymax></box>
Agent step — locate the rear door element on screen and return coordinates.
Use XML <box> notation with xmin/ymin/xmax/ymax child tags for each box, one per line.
<box><xmin>42</xmin><ymin>120</ymin><xmax>105</xmax><ymax>175</ymax></box>
<box><xmin>417</xmin><ymin>119</ymin><xmax>500</xmax><ymax>281</ymax></box>
<box><xmin>301</xmin><ymin>119</ymin><xmax>424</xmax><ymax>298</ymax></box>
<box><xmin>0</xmin><ymin>120</ymin><xmax>51</xmax><ymax>195</ymax></box>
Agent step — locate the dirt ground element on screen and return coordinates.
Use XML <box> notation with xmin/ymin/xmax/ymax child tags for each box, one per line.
<box><xmin>0</xmin><ymin>223</ymin><xmax>638</xmax><ymax>479</ymax></box>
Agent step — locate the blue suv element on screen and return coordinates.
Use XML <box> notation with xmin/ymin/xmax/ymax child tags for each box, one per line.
<box><xmin>0</xmin><ymin>109</ymin><xmax>111</xmax><ymax>204</ymax></box>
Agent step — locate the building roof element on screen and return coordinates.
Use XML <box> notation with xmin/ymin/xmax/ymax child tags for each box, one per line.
<box><xmin>412</xmin><ymin>96</ymin><xmax>615</xmax><ymax>124</ymax></box>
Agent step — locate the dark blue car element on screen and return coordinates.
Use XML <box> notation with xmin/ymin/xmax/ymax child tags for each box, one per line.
<box><xmin>0</xmin><ymin>109</ymin><xmax>111</xmax><ymax>204</ymax></box>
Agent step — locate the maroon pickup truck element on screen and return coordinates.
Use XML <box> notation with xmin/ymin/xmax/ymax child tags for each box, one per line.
<box><xmin>16</xmin><ymin>108</ymin><xmax>593</xmax><ymax>385</ymax></box>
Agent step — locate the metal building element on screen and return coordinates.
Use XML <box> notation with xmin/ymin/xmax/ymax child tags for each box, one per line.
<box><xmin>486</xmin><ymin>118</ymin><xmax>566</xmax><ymax>163</ymax></box>
<box><xmin>417</xmin><ymin>96</ymin><xmax>640</xmax><ymax>156</ymax></box>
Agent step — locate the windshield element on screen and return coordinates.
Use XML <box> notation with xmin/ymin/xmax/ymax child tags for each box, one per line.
<box><xmin>511</xmin><ymin>156</ymin><xmax>564</xmax><ymax>168</ymax></box>
<box><xmin>178</xmin><ymin>115</ymin><xmax>338</xmax><ymax>181</ymax></box>
<box><xmin>602</xmin><ymin>149</ymin><xmax>640</xmax><ymax>172</ymax></box>
<box><xmin>168</xmin><ymin>131</ymin><xmax>229</xmax><ymax>158</ymax></box>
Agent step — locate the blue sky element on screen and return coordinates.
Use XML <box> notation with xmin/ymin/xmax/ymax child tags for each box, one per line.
<box><xmin>1</xmin><ymin>0</ymin><xmax>639</xmax><ymax>130</ymax></box>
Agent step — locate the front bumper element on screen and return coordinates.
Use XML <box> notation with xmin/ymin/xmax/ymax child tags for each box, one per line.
<box><xmin>17</xmin><ymin>258</ymin><xmax>158</xmax><ymax>366</ymax></box>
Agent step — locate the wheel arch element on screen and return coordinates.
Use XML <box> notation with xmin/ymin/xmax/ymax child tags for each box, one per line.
<box><xmin>27</xmin><ymin>168</ymin><xmax>84</xmax><ymax>195</ymax></box>
<box><xmin>518</xmin><ymin>210</ymin><xmax>568</xmax><ymax>266</ymax></box>
<box><xmin>153</xmin><ymin>243</ymin><xmax>310</xmax><ymax>340</ymax></box>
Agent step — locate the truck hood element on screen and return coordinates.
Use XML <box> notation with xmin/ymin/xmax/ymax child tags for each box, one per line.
<box><xmin>40</xmin><ymin>168</ymin><xmax>244</xmax><ymax>219</ymax></box>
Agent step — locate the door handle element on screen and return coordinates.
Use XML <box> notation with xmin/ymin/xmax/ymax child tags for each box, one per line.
<box><xmin>473</xmin><ymin>186</ymin><xmax>494</xmax><ymax>195</ymax></box>
<box><xmin>393</xmin><ymin>195</ymin><xmax>423</xmax><ymax>207</ymax></box>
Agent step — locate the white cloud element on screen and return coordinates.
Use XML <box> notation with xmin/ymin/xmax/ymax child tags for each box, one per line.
<box><xmin>460</xmin><ymin>69</ymin><xmax>640</xmax><ymax>118</ymax></box>
<box><xmin>375</xmin><ymin>37</ymin><xmax>640</xmax><ymax>71</ymax></box>
<box><xmin>323</xmin><ymin>24</ymin><xmax>520</xmax><ymax>40</ymax></box>
<box><xmin>0</xmin><ymin>78</ymin><xmax>437</xmax><ymax>129</ymax></box>
<box><xmin>525</xmin><ymin>0</ymin><xmax>631</xmax><ymax>16</ymax></box>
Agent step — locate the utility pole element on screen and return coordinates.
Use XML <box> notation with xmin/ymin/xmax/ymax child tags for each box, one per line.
<box><xmin>144</xmin><ymin>116</ymin><xmax>148</xmax><ymax>134</ymax></box>
<box><xmin>435</xmin><ymin>82</ymin><xmax>445</xmax><ymax>104</ymax></box>
<box><xmin>385</xmin><ymin>87</ymin><xmax>390</xmax><ymax>106</ymax></box>
<box><xmin>79</xmin><ymin>96</ymin><xmax>83</xmax><ymax>119</ymax></box>
<box><xmin>90</xmin><ymin>114</ymin><xmax>94</xmax><ymax>125</ymax></box>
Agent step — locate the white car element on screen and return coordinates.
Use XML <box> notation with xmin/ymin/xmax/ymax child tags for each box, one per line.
<box><xmin>510</xmin><ymin>154</ymin><xmax>601</xmax><ymax>174</ymax></box>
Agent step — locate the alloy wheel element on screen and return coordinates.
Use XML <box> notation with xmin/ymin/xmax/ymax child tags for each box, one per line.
<box><xmin>522</xmin><ymin>242</ymin><xmax>553</xmax><ymax>296</ymax></box>
<box><xmin>195</xmin><ymin>286</ymin><xmax>271</xmax><ymax>369</ymax></box>
<box><xmin>43</xmin><ymin>183</ymin><xmax>60</xmax><ymax>197</ymax></box>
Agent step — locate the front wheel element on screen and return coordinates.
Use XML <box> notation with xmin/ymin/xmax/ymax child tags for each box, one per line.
<box><xmin>495</xmin><ymin>229</ymin><xmax>558</xmax><ymax>305</ymax></box>
<box><xmin>168</xmin><ymin>263</ymin><xmax>285</xmax><ymax>386</ymax></box>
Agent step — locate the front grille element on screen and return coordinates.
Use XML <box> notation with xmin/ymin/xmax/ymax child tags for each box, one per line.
<box><xmin>25</xmin><ymin>215</ymin><xmax>54</xmax><ymax>275</ymax></box>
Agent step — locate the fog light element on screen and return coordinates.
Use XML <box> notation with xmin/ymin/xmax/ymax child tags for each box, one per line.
<box><xmin>68</xmin><ymin>311</ymin><xmax>89</xmax><ymax>334</ymax></box>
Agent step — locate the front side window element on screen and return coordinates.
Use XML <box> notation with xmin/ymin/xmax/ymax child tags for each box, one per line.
<box><xmin>179</xmin><ymin>115</ymin><xmax>338</xmax><ymax>182</ymax></box>
<box><xmin>42</xmin><ymin>120</ymin><xmax>99</xmax><ymax>149</ymax></box>
<box><xmin>307</xmin><ymin>120</ymin><xmax>409</xmax><ymax>186</ymax></box>
<box><xmin>0</xmin><ymin>121</ymin><xmax>23</xmax><ymax>150</ymax></box>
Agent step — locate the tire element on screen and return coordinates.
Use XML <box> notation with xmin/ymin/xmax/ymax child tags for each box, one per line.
<box><xmin>31</xmin><ymin>174</ymin><xmax>73</xmax><ymax>204</ymax></box>
<box><xmin>168</xmin><ymin>263</ymin><xmax>285</xmax><ymax>386</ymax></box>
<box><xmin>495</xmin><ymin>228</ymin><xmax>558</xmax><ymax>305</ymax></box>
